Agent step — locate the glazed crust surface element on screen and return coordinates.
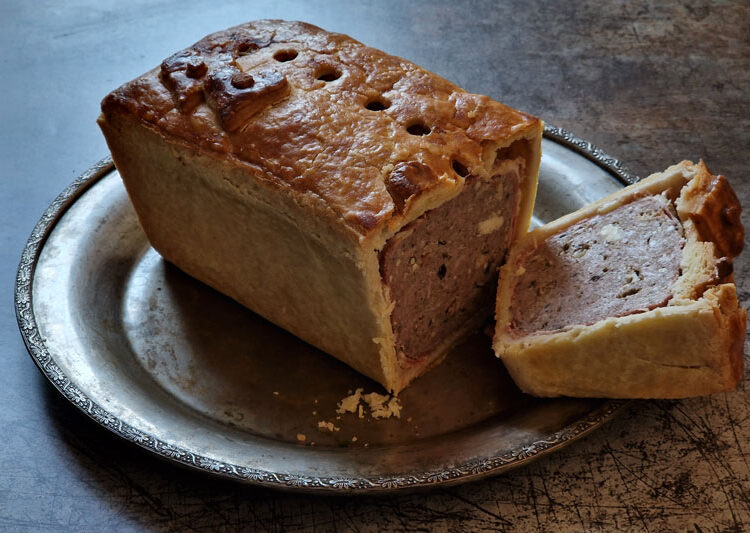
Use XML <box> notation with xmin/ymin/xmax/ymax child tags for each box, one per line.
<box><xmin>99</xmin><ymin>20</ymin><xmax>543</xmax><ymax>393</ymax></box>
<box><xmin>100</xmin><ymin>19</ymin><xmax>540</xmax><ymax>237</ymax></box>
<box><xmin>494</xmin><ymin>161</ymin><xmax>746</xmax><ymax>399</ymax></box>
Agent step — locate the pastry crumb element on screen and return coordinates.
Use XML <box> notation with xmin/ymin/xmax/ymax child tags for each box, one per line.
<box><xmin>336</xmin><ymin>388</ymin><xmax>402</xmax><ymax>420</ymax></box>
<box><xmin>296</xmin><ymin>433</ymin><xmax>306</xmax><ymax>442</ymax></box>
<box><xmin>337</xmin><ymin>388</ymin><xmax>363</xmax><ymax>414</ymax></box>
<box><xmin>317</xmin><ymin>420</ymin><xmax>340</xmax><ymax>432</ymax></box>
<box><xmin>351</xmin><ymin>436</ymin><xmax>358</xmax><ymax>442</ymax></box>
<box><xmin>273</xmin><ymin>391</ymin><xmax>279</xmax><ymax>396</ymax></box>
<box><xmin>363</xmin><ymin>392</ymin><xmax>402</xmax><ymax>419</ymax></box>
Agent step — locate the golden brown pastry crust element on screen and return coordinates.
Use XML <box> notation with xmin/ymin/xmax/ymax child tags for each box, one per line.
<box><xmin>494</xmin><ymin>161</ymin><xmax>746</xmax><ymax>398</ymax></box>
<box><xmin>99</xmin><ymin>20</ymin><xmax>543</xmax><ymax>393</ymax></box>
<box><xmin>100</xmin><ymin>19</ymin><xmax>541</xmax><ymax>238</ymax></box>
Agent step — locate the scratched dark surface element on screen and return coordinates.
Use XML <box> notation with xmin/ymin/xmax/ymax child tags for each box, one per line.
<box><xmin>2</xmin><ymin>1</ymin><xmax>750</xmax><ymax>531</ymax></box>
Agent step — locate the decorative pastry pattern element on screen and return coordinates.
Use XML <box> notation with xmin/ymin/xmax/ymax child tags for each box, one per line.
<box><xmin>102</xmin><ymin>20</ymin><xmax>542</xmax><ymax>235</ymax></box>
<box><xmin>204</xmin><ymin>66</ymin><xmax>289</xmax><ymax>132</ymax></box>
<box><xmin>385</xmin><ymin>161</ymin><xmax>439</xmax><ymax>213</ymax></box>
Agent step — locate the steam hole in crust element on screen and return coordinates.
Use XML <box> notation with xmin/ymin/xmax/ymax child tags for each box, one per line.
<box><xmin>316</xmin><ymin>67</ymin><xmax>342</xmax><ymax>82</ymax></box>
<box><xmin>274</xmin><ymin>49</ymin><xmax>298</xmax><ymax>62</ymax></box>
<box><xmin>452</xmin><ymin>159</ymin><xmax>469</xmax><ymax>177</ymax></box>
<box><xmin>365</xmin><ymin>98</ymin><xmax>389</xmax><ymax>111</ymax></box>
<box><xmin>437</xmin><ymin>264</ymin><xmax>447</xmax><ymax>279</ymax></box>
<box><xmin>407</xmin><ymin>122</ymin><xmax>431</xmax><ymax>136</ymax></box>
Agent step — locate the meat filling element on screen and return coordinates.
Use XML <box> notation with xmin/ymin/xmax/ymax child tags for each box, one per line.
<box><xmin>510</xmin><ymin>194</ymin><xmax>685</xmax><ymax>334</ymax></box>
<box><xmin>380</xmin><ymin>170</ymin><xmax>521</xmax><ymax>368</ymax></box>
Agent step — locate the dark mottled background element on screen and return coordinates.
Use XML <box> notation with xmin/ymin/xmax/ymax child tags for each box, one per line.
<box><xmin>2</xmin><ymin>1</ymin><xmax>749</xmax><ymax>531</ymax></box>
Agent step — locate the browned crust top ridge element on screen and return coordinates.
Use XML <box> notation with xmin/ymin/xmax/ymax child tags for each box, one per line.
<box><xmin>100</xmin><ymin>19</ymin><xmax>540</xmax><ymax>236</ymax></box>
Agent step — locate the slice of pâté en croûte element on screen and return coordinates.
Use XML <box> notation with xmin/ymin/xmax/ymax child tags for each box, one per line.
<box><xmin>494</xmin><ymin>160</ymin><xmax>745</xmax><ymax>398</ymax></box>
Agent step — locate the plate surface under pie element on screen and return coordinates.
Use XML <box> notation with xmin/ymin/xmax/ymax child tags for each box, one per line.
<box><xmin>16</xmin><ymin>126</ymin><xmax>633</xmax><ymax>492</ymax></box>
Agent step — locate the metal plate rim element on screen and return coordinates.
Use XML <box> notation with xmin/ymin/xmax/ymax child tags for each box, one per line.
<box><xmin>15</xmin><ymin>125</ymin><xmax>633</xmax><ymax>493</ymax></box>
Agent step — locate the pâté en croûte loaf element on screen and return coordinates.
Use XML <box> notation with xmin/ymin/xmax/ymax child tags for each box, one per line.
<box><xmin>98</xmin><ymin>20</ymin><xmax>543</xmax><ymax>393</ymax></box>
<box><xmin>494</xmin><ymin>161</ymin><xmax>745</xmax><ymax>398</ymax></box>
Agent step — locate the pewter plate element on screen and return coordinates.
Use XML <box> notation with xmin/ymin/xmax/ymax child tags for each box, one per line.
<box><xmin>16</xmin><ymin>126</ymin><xmax>635</xmax><ymax>493</ymax></box>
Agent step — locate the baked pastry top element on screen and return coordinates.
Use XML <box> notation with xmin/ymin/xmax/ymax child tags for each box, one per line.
<box><xmin>101</xmin><ymin>19</ymin><xmax>540</xmax><ymax>239</ymax></box>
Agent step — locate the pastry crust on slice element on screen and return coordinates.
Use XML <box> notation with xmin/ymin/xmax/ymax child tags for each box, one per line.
<box><xmin>494</xmin><ymin>161</ymin><xmax>746</xmax><ymax>398</ymax></box>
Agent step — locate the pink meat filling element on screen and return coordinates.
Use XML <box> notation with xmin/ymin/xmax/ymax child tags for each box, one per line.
<box><xmin>510</xmin><ymin>194</ymin><xmax>685</xmax><ymax>334</ymax></box>
<box><xmin>380</xmin><ymin>170</ymin><xmax>520</xmax><ymax>367</ymax></box>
